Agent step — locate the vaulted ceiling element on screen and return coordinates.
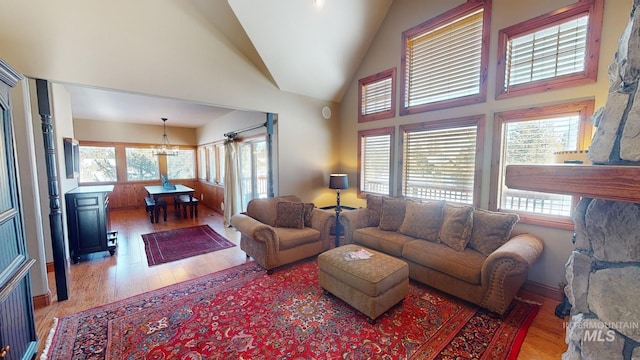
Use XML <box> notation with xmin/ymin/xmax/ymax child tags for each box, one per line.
<box><xmin>67</xmin><ymin>0</ymin><xmax>393</xmax><ymax>127</ymax></box>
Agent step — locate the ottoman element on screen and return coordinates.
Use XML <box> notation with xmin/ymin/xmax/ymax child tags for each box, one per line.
<box><xmin>318</xmin><ymin>244</ymin><xmax>409</xmax><ymax>322</ymax></box>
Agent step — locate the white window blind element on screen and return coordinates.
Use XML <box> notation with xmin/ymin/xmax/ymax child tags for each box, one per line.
<box><xmin>360</xmin><ymin>134</ymin><xmax>391</xmax><ymax>195</ymax></box>
<box><xmin>402</xmin><ymin>125</ymin><xmax>477</xmax><ymax>204</ymax></box>
<box><xmin>505</xmin><ymin>15</ymin><xmax>588</xmax><ymax>89</ymax></box>
<box><xmin>361</xmin><ymin>77</ymin><xmax>393</xmax><ymax>116</ymax></box>
<box><xmin>404</xmin><ymin>9</ymin><xmax>483</xmax><ymax>108</ymax></box>
<box><xmin>500</xmin><ymin>115</ymin><xmax>580</xmax><ymax>215</ymax></box>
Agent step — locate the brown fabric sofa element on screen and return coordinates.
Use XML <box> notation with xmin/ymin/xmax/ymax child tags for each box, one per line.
<box><xmin>231</xmin><ymin>195</ymin><xmax>334</xmax><ymax>273</ymax></box>
<box><xmin>340</xmin><ymin>195</ymin><xmax>544</xmax><ymax>315</ymax></box>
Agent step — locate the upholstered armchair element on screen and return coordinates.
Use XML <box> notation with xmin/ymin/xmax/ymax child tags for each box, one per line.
<box><xmin>230</xmin><ymin>195</ymin><xmax>334</xmax><ymax>273</ymax></box>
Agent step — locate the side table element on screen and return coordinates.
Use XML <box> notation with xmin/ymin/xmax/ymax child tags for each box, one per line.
<box><xmin>320</xmin><ymin>205</ymin><xmax>357</xmax><ymax>248</ymax></box>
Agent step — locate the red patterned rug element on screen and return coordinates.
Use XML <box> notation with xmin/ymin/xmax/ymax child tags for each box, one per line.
<box><xmin>42</xmin><ymin>260</ymin><xmax>539</xmax><ymax>359</ymax></box>
<box><xmin>141</xmin><ymin>225</ymin><xmax>235</xmax><ymax>266</ymax></box>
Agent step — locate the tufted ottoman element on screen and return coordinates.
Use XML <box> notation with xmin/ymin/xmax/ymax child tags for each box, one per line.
<box><xmin>318</xmin><ymin>244</ymin><xmax>409</xmax><ymax>323</ymax></box>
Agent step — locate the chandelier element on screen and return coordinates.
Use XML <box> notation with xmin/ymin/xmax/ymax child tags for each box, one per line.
<box><xmin>152</xmin><ymin>117</ymin><xmax>179</xmax><ymax>156</ymax></box>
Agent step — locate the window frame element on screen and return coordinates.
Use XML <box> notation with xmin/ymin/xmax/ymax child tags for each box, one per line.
<box><xmin>398</xmin><ymin>115</ymin><xmax>485</xmax><ymax>207</ymax></box>
<box><xmin>400</xmin><ymin>0</ymin><xmax>491</xmax><ymax>115</ymax></box>
<box><xmin>357</xmin><ymin>127</ymin><xmax>395</xmax><ymax>198</ymax></box>
<box><xmin>495</xmin><ymin>0</ymin><xmax>604</xmax><ymax>99</ymax></box>
<box><xmin>77</xmin><ymin>141</ymin><xmax>197</xmax><ymax>184</ymax></box>
<box><xmin>77</xmin><ymin>143</ymin><xmax>118</xmax><ymax>184</ymax></box>
<box><xmin>358</xmin><ymin>68</ymin><xmax>396</xmax><ymax>123</ymax></box>
<box><xmin>490</xmin><ymin>100</ymin><xmax>594</xmax><ymax>229</ymax></box>
<box><xmin>166</xmin><ymin>148</ymin><xmax>196</xmax><ymax>180</ymax></box>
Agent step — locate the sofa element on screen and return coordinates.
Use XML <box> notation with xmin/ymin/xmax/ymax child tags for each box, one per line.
<box><xmin>231</xmin><ymin>195</ymin><xmax>334</xmax><ymax>273</ymax></box>
<box><xmin>340</xmin><ymin>195</ymin><xmax>543</xmax><ymax>314</ymax></box>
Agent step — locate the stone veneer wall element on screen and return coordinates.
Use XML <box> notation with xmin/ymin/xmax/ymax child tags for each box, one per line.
<box><xmin>563</xmin><ymin>1</ymin><xmax>640</xmax><ymax>359</ymax></box>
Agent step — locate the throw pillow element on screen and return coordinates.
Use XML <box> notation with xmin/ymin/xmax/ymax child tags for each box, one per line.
<box><xmin>398</xmin><ymin>200</ymin><xmax>445</xmax><ymax>242</ymax></box>
<box><xmin>275</xmin><ymin>201</ymin><xmax>305</xmax><ymax>229</ymax></box>
<box><xmin>378</xmin><ymin>198</ymin><xmax>407</xmax><ymax>231</ymax></box>
<box><xmin>439</xmin><ymin>203</ymin><xmax>474</xmax><ymax>251</ymax></box>
<box><xmin>366</xmin><ymin>194</ymin><xmax>385</xmax><ymax>227</ymax></box>
<box><xmin>303</xmin><ymin>203</ymin><xmax>315</xmax><ymax>227</ymax></box>
<box><xmin>468</xmin><ymin>209</ymin><xmax>519</xmax><ymax>256</ymax></box>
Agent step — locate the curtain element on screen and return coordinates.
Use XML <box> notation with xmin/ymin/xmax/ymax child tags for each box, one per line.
<box><xmin>223</xmin><ymin>139</ymin><xmax>242</xmax><ymax>226</ymax></box>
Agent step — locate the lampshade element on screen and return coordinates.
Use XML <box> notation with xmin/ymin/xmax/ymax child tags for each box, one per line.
<box><xmin>329</xmin><ymin>174</ymin><xmax>348</xmax><ymax>190</ymax></box>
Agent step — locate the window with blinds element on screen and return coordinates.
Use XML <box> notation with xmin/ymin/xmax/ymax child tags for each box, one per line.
<box><xmin>401</xmin><ymin>3</ymin><xmax>487</xmax><ymax>114</ymax></box>
<box><xmin>492</xmin><ymin>100</ymin><xmax>594</xmax><ymax>225</ymax></box>
<box><xmin>505</xmin><ymin>15</ymin><xmax>588</xmax><ymax>89</ymax></box>
<box><xmin>359</xmin><ymin>68</ymin><xmax>396</xmax><ymax>122</ymax></box>
<box><xmin>358</xmin><ymin>128</ymin><xmax>394</xmax><ymax>196</ymax></box>
<box><xmin>499</xmin><ymin>116</ymin><xmax>579</xmax><ymax>215</ymax></box>
<box><xmin>496</xmin><ymin>0</ymin><xmax>603</xmax><ymax>98</ymax></box>
<box><xmin>401</xmin><ymin>123</ymin><xmax>478</xmax><ymax>204</ymax></box>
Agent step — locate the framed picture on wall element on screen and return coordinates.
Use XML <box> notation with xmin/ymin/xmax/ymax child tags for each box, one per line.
<box><xmin>64</xmin><ymin>137</ymin><xmax>79</xmax><ymax>179</ymax></box>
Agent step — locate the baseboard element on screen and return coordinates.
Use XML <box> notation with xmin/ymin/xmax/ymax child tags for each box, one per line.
<box><xmin>522</xmin><ymin>280</ymin><xmax>563</xmax><ymax>302</ymax></box>
<box><xmin>33</xmin><ymin>291</ymin><xmax>51</xmax><ymax>309</ymax></box>
<box><xmin>46</xmin><ymin>261</ymin><xmax>55</xmax><ymax>273</ymax></box>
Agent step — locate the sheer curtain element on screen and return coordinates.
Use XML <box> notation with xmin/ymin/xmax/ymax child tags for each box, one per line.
<box><xmin>223</xmin><ymin>139</ymin><xmax>242</xmax><ymax>226</ymax></box>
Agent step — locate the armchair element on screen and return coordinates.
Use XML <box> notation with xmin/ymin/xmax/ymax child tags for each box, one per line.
<box><xmin>230</xmin><ymin>195</ymin><xmax>334</xmax><ymax>273</ymax></box>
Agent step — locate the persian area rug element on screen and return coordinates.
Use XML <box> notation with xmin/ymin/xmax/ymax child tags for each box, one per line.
<box><xmin>41</xmin><ymin>260</ymin><xmax>539</xmax><ymax>359</ymax></box>
<box><xmin>141</xmin><ymin>225</ymin><xmax>235</xmax><ymax>266</ymax></box>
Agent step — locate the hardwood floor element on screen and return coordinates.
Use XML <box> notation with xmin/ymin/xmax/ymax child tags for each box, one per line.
<box><xmin>34</xmin><ymin>205</ymin><xmax>567</xmax><ymax>358</ymax></box>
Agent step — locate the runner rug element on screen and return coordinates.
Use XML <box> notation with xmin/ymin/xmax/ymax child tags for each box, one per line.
<box><xmin>41</xmin><ymin>260</ymin><xmax>539</xmax><ymax>359</ymax></box>
<box><xmin>141</xmin><ymin>225</ymin><xmax>235</xmax><ymax>266</ymax></box>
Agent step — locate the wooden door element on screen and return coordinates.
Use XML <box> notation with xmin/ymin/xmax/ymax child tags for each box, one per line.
<box><xmin>0</xmin><ymin>60</ymin><xmax>38</xmax><ymax>360</ymax></box>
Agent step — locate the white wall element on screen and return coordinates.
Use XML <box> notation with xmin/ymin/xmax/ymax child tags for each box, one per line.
<box><xmin>0</xmin><ymin>0</ymin><xmax>338</xmax><ymax>297</ymax></box>
<box><xmin>338</xmin><ymin>0</ymin><xmax>632</xmax><ymax>289</ymax></box>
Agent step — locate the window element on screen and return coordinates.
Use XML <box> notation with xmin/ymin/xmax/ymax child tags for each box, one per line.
<box><xmin>207</xmin><ymin>146</ymin><xmax>217</xmax><ymax>183</ymax></box>
<box><xmin>358</xmin><ymin>127</ymin><xmax>394</xmax><ymax>196</ymax></box>
<box><xmin>126</xmin><ymin>147</ymin><xmax>159</xmax><ymax>181</ymax></box>
<box><xmin>217</xmin><ymin>144</ymin><xmax>225</xmax><ymax>185</ymax></box>
<box><xmin>167</xmin><ymin>149</ymin><xmax>195</xmax><ymax>179</ymax></box>
<box><xmin>496</xmin><ymin>0</ymin><xmax>603</xmax><ymax>98</ymax></box>
<box><xmin>198</xmin><ymin>147</ymin><xmax>206</xmax><ymax>180</ymax></box>
<box><xmin>401</xmin><ymin>1</ymin><xmax>489</xmax><ymax>115</ymax></box>
<box><xmin>400</xmin><ymin>116</ymin><xmax>484</xmax><ymax>205</ymax></box>
<box><xmin>239</xmin><ymin>139</ymin><xmax>268</xmax><ymax>210</ymax></box>
<box><xmin>359</xmin><ymin>68</ymin><xmax>396</xmax><ymax>122</ymax></box>
<box><xmin>78</xmin><ymin>145</ymin><xmax>116</xmax><ymax>183</ymax></box>
<box><xmin>491</xmin><ymin>100</ymin><xmax>594</xmax><ymax>228</ymax></box>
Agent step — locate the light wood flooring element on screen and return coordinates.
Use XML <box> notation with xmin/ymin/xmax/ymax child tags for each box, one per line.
<box><xmin>35</xmin><ymin>205</ymin><xmax>568</xmax><ymax>358</ymax></box>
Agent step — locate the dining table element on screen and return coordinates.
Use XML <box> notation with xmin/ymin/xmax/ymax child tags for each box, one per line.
<box><xmin>144</xmin><ymin>184</ymin><xmax>195</xmax><ymax>223</ymax></box>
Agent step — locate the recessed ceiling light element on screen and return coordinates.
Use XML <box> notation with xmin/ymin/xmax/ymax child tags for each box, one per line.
<box><xmin>313</xmin><ymin>0</ymin><xmax>325</xmax><ymax>9</ymax></box>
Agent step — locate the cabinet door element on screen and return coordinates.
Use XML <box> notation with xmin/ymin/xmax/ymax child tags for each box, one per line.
<box><xmin>67</xmin><ymin>193</ymin><xmax>106</xmax><ymax>254</ymax></box>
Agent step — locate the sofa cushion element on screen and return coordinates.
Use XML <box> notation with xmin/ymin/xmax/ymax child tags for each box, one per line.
<box><xmin>353</xmin><ymin>227</ymin><xmax>415</xmax><ymax>257</ymax></box>
<box><xmin>303</xmin><ymin>203</ymin><xmax>315</xmax><ymax>227</ymax></box>
<box><xmin>275</xmin><ymin>201</ymin><xmax>305</xmax><ymax>229</ymax></box>
<box><xmin>276</xmin><ymin>227</ymin><xmax>320</xmax><ymax>250</ymax></box>
<box><xmin>398</xmin><ymin>200</ymin><xmax>444</xmax><ymax>242</ymax></box>
<box><xmin>439</xmin><ymin>203</ymin><xmax>474</xmax><ymax>251</ymax></box>
<box><xmin>366</xmin><ymin>194</ymin><xmax>385</xmax><ymax>227</ymax></box>
<box><xmin>402</xmin><ymin>239</ymin><xmax>485</xmax><ymax>285</ymax></box>
<box><xmin>247</xmin><ymin>195</ymin><xmax>300</xmax><ymax>226</ymax></box>
<box><xmin>469</xmin><ymin>209</ymin><xmax>519</xmax><ymax>256</ymax></box>
<box><xmin>378</xmin><ymin>198</ymin><xmax>407</xmax><ymax>231</ymax></box>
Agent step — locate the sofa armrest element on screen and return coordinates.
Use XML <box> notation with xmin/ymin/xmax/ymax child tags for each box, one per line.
<box><xmin>340</xmin><ymin>208</ymin><xmax>369</xmax><ymax>245</ymax></box>
<box><xmin>480</xmin><ymin>233</ymin><xmax>544</xmax><ymax>314</ymax></box>
<box><xmin>309</xmin><ymin>208</ymin><xmax>335</xmax><ymax>251</ymax></box>
<box><xmin>230</xmin><ymin>213</ymin><xmax>279</xmax><ymax>247</ymax></box>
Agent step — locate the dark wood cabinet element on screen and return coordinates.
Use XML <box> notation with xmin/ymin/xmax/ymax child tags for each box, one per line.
<box><xmin>65</xmin><ymin>185</ymin><xmax>117</xmax><ymax>263</ymax></box>
<box><xmin>0</xmin><ymin>59</ymin><xmax>38</xmax><ymax>360</ymax></box>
